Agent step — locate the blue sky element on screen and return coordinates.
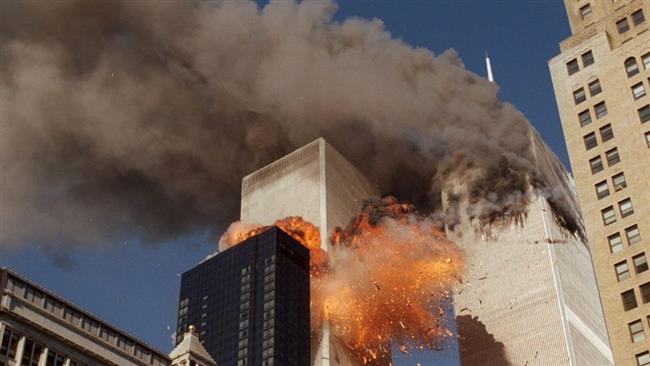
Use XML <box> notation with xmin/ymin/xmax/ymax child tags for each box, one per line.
<box><xmin>1</xmin><ymin>2</ymin><xmax>571</xmax><ymax>365</ymax></box>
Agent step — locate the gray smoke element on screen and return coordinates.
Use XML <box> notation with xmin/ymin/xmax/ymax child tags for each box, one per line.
<box><xmin>0</xmin><ymin>0</ymin><xmax>581</xmax><ymax>249</ymax></box>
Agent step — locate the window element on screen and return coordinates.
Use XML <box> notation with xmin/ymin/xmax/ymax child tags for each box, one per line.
<box><xmin>580</xmin><ymin>4</ymin><xmax>592</xmax><ymax>20</ymax></box>
<box><xmin>588</xmin><ymin>78</ymin><xmax>602</xmax><ymax>96</ymax></box>
<box><xmin>634</xmin><ymin>253</ymin><xmax>649</xmax><ymax>274</ymax></box>
<box><xmin>581</xmin><ymin>51</ymin><xmax>594</xmax><ymax>67</ymax></box>
<box><xmin>638</xmin><ymin>351</ymin><xmax>650</xmax><ymax>366</ymax></box>
<box><xmin>609</xmin><ymin>233</ymin><xmax>624</xmax><ymax>253</ymax></box>
<box><xmin>594</xmin><ymin>101</ymin><xmax>607</xmax><ymax>118</ymax></box>
<box><xmin>617</xmin><ymin>18</ymin><xmax>630</xmax><ymax>34</ymax></box>
<box><xmin>567</xmin><ymin>59</ymin><xmax>580</xmax><ymax>75</ymax></box>
<box><xmin>590</xmin><ymin>156</ymin><xmax>604</xmax><ymax>174</ymax></box>
<box><xmin>632</xmin><ymin>9</ymin><xmax>646</xmax><ymax>25</ymax></box>
<box><xmin>606</xmin><ymin>147</ymin><xmax>620</xmax><ymax>166</ymax></box>
<box><xmin>643</xmin><ymin>52</ymin><xmax>650</xmax><ymax>70</ymax></box>
<box><xmin>642</xmin><ymin>283</ymin><xmax>650</xmax><ymax>303</ymax></box>
<box><xmin>573</xmin><ymin>87</ymin><xmax>586</xmax><ymax>104</ymax></box>
<box><xmin>627</xmin><ymin>225</ymin><xmax>642</xmax><ymax>245</ymax></box>
<box><xmin>639</xmin><ymin>104</ymin><xmax>650</xmax><ymax>123</ymax></box>
<box><xmin>627</xmin><ymin>57</ymin><xmax>640</xmax><ymax>77</ymax></box>
<box><xmin>646</xmin><ymin>131</ymin><xmax>650</xmax><ymax>147</ymax></box>
<box><xmin>612</xmin><ymin>172</ymin><xmax>626</xmax><ymax>191</ymax></box>
<box><xmin>633</xmin><ymin>82</ymin><xmax>647</xmax><ymax>100</ymax></box>
<box><xmin>599</xmin><ymin>124</ymin><xmax>614</xmax><ymax>142</ymax></box>
<box><xmin>602</xmin><ymin>206</ymin><xmax>616</xmax><ymax>225</ymax></box>
<box><xmin>630</xmin><ymin>320</ymin><xmax>646</xmax><ymax>343</ymax></box>
<box><xmin>616</xmin><ymin>261</ymin><xmax>631</xmax><ymax>281</ymax></box>
<box><xmin>578</xmin><ymin>109</ymin><xmax>592</xmax><ymax>126</ymax></box>
<box><xmin>619</xmin><ymin>198</ymin><xmax>634</xmax><ymax>217</ymax></box>
<box><xmin>595</xmin><ymin>180</ymin><xmax>609</xmax><ymax>199</ymax></box>
<box><xmin>623</xmin><ymin>289</ymin><xmax>638</xmax><ymax>310</ymax></box>
<box><xmin>583</xmin><ymin>132</ymin><xmax>597</xmax><ymax>150</ymax></box>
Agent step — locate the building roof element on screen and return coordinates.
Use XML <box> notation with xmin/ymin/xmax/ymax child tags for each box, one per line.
<box><xmin>169</xmin><ymin>326</ymin><xmax>216</xmax><ymax>366</ymax></box>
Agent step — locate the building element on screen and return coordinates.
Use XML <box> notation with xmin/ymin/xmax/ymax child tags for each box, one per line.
<box><xmin>169</xmin><ymin>325</ymin><xmax>216</xmax><ymax>366</ymax></box>
<box><xmin>0</xmin><ymin>267</ymin><xmax>170</xmax><ymax>366</ymax></box>
<box><xmin>239</xmin><ymin>138</ymin><xmax>378</xmax><ymax>366</ymax></box>
<box><xmin>177</xmin><ymin>226</ymin><xmax>310</xmax><ymax>366</ymax></box>
<box><xmin>548</xmin><ymin>1</ymin><xmax>650</xmax><ymax>364</ymax></box>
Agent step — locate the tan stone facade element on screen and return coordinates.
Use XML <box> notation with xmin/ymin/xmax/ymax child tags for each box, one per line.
<box><xmin>549</xmin><ymin>1</ymin><xmax>650</xmax><ymax>365</ymax></box>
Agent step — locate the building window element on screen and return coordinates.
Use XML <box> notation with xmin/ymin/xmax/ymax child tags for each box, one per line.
<box><xmin>567</xmin><ymin>58</ymin><xmax>580</xmax><ymax>75</ymax></box>
<box><xmin>642</xmin><ymin>283</ymin><xmax>650</xmax><ymax>303</ymax></box>
<box><xmin>632</xmin><ymin>9</ymin><xmax>646</xmax><ymax>25</ymax></box>
<box><xmin>602</xmin><ymin>206</ymin><xmax>616</xmax><ymax>225</ymax></box>
<box><xmin>599</xmin><ymin>124</ymin><xmax>614</xmax><ymax>142</ymax></box>
<box><xmin>573</xmin><ymin>87</ymin><xmax>586</xmax><ymax>104</ymax></box>
<box><xmin>578</xmin><ymin>109</ymin><xmax>592</xmax><ymax>126</ymax></box>
<box><xmin>590</xmin><ymin>156</ymin><xmax>604</xmax><ymax>174</ymax></box>
<box><xmin>619</xmin><ymin>198</ymin><xmax>634</xmax><ymax>217</ymax></box>
<box><xmin>630</xmin><ymin>320</ymin><xmax>646</xmax><ymax>343</ymax></box>
<box><xmin>594</xmin><ymin>101</ymin><xmax>607</xmax><ymax>118</ymax></box>
<box><xmin>605</xmin><ymin>147</ymin><xmax>620</xmax><ymax>166</ymax></box>
<box><xmin>643</xmin><ymin>52</ymin><xmax>650</xmax><ymax>70</ymax></box>
<box><xmin>623</xmin><ymin>289</ymin><xmax>638</xmax><ymax>310</ymax></box>
<box><xmin>617</xmin><ymin>17</ymin><xmax>630</xmax><ymax>34</ymax></box>
<box><xmin>580</xmin><ymin>4</ymin><xmax>592</xmax><ymax>20</ymax></box>
<box><xmin>627</xmin><ymin>225</ymin><xmax>642</xmax><ymax>245</ymax></box>
<box><xmin>634</xmin><ymin>253</ymin><xmax>649</xmax><ymax>274</ymax></box>
<box><xmin>638</xmin><ymin>351</ymin><xmax>650</xmax><ymax>366</ymax></box>
<box><xmin>639</xmin><ymin>104</ymin><xmax>650</xmax><ymax>123</ymax></box>
<box><xmin>0</xmin><ymin>328</ymin><xmax>20</xmax><ymax>359</ymax></box>
<box><xmin>646</xmin><ymin>131</ymin><xmax>650</xmax><ymax>147</ymax></box>
<box><xmin>626</xmin><ymin>57</ymin><xmax>640</xmax><ymax>77</ymax></box>
<box><xmin>616</xmin><ymin>261</ymin><xmax>631</xmax><ymax>281</ymax></box>
<box><xmin>581</xmin><ymin>51</ymin><xmax>594</xmax><ymax>67</ymax></box>
<box><xmin>583</xmin><ymin>132</ymin><xmax>597</xmax><ymax>150</ymax></box>
<box><xmin>632</xmin><ymin>82</ymin><xmax>647</xmax><ymax>100</ymax></box>
<box><xmin>588</xmin><ymin>78</ymin><xmax>602</xmax><ymax>96</ymax></box>
<box><xmin>595</xmin><ymin>180</ymin><xmax>609</xmax><ymax>199</ymax></box>
<box><xmin>612</xmin><ymin>172</ymin><xmax>626</xmax><ymax>191</ymax></box>
<box><xmin>609</xmin><ymin>233</ymin><xmax>624</xmax><ymax>253</ymax></box>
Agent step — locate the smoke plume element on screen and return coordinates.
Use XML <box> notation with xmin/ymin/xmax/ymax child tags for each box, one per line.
<box><xmin>0</xmin><ymin>0</ymin><xmax>581</xmax><ymax>248</ymax></box>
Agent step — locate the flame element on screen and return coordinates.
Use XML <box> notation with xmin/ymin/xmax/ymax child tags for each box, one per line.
<box><xmin>218</xmin><ymin>197</ymin><xmax>464</xmax><ymax>364</ymax></box>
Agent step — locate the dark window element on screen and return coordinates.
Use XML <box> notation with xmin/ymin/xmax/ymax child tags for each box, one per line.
<box><xmin>588</xmin><ymin>79</ymin><xmax>602</xmax><ymax>96</ymax></box>
<box><xmin>617</xmin><ymin>17</ymin><xmax>630</xmax><ymax>34</ymax></box>
<box><xmin>579</xmin><ymin>109</ymin><xmax>592</xmax><ymax>126</ymax></box>
<box><xmin>632</xmin><ymin>82</ymin><xmax>646</xmax><ymax>100</ymax></box>
<box><xmin>642</xmin><ymin>283</ymin><xmax>650</xmax><ymax>303</ymax></box>
<box><xmin>634</xmin><ymin>253</ymin><xmax>649</xmax><ymax>274</ymax></box>
<box><xmin>584</xmin><ymin>132</ymin><xmax>597</xmax><ymax>150</ymax></box>
<box><xmin>626</xmin><ymin>57</ymin><xmax>640</xmax><ymax>77</ymax></box>
<box><xmin>590</xmin><ymin>156</ymin><xmax>603</xmax><ymax>174</ymax></box>
<box><xmin>580</xmin><ymin>4</ymin><xmax>593</xmax><ymax>20</ymax></box>
<box><xmin>627</xmin><ymin>225</ymin><xmax>642</xmax><ymax>245</ymax></box>
<box><xmin>616</xmin><ymin>260</ymin><xmax>631</xmax><ymax>281</ymax></box>
<box><xmin>643</xmin><ymin>52</ymin><xmax>650</xmax><ymax>70</ymax></box>
<box><xmin>599</xmin><ymin>124</ymin><xmax>614</xmax><ymax>142</ymax></box>
<box><xmin>639</xmin><ymin>104</ymin><xmax>650</xmax><ymax>123</ymax></box>
<box><xmin>612</xmin><ymin>172</ymin><xmax>627</xmax><ymax>191</ymax></box>
<box><xmin>619</xmin><ymin>197</ymin><xmax>634</xmax><ymax>217</ymax></box>
<box><xmin>632</xmin><ymin>9</ymin><xmax>646</xmax><ymax>25</ymax></box>
<box><xmin>623</xmin><ymin>289</ymin><xmax>638</xmax><ymax>310</ymax></box>
<box><xmin>609</xmin><ymin>233</ymin><xmax>624</xmax><ymax>253</ymax></box>
<box><xmin>602</xmin><ymin>206</ymin><xmax>616</xmax><ymax>225</ymax></box>
<box><xmin>595</xmin><ymin>180</ymin><xmax>609</xmax><ymax>199</ymax></box>
<box><xmin>594</xmin><ymin>101</ymin><xmax>607</xmax><ymax>118</ymax></box>
<box><xmin>581</xmin><ymin>51</ymin><xmax>594</xmax><ymax>67</ymax></box>
<box><xmin>567</xmin><ymin>59</ymin><xmax>580</xmax><ymax>75</ymax></box>
<box><xmin>573</xmin><ymin>87</ymin><xmax>586</xmax><ymax>104</ymax></box>
<box><xmin>605</xmin><ymin>147</ymin><xmax>620</xmax><ymax>166</ymax></box>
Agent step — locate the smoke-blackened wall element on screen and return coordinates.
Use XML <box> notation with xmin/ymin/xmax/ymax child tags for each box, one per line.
<box><xmin>0</xmin><ymin>0</ymin><xmax>580</xmax><ymax>248</ymax></box>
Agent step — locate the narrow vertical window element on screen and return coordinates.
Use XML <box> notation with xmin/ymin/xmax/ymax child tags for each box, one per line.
<box><xmin>615</xmin><ymin>260</ymin><xmax>630</xmax><ymax>281</ymax></box>
<box><xmin>605</xmin><ymin>147</ymin><xmax>620</xmax><ymax>166</ymax></box>
<box><xmin>594</xmin><ymin>101</ymin><xmax>608</xmax><ymax>118</ymax></box>
<box><xmin>630</xmin><ymin>320</ymin><xmax>646</xmax><ymax>343</ymax></box>
<box><xmin>642</xmin><ymin>52</ymin><xmax>650</xmax><ymax>70</ymax></box>
<box><xmin>573</xmin><ymin>87</ymin><xmax>586</xmax><ymax>104</ymax></box>
<box><xmin>626</xmin><ymin>57</ymin><xmax>640</xmax><ymax>77</ymax></box>
<box><xmin>579</xmin><ymin>109</ymin><xmax>592</xmax><ymax>126</ymax></box>
<box><xmin>622</xmin><ymin>289</ymin><xmax>638</xmax><ymax>311</ymax></box>
<box><xmin>632</xmin><ymin>9</ymin><xmax>646</xmax><ymax>25</ymax></box>
<box><xmin>601</xmin><ymin>206</ymin><xmax>616</xmax><ymax>225</ymax></box>
<box><xmin>609</xmin><ymin>233</ymin><xmax>624</xmax><ymax>253</ymax></box>
<box><xmin>590</xmin><ymin>156</ymin><xmax>603</xmax><ymax>174</ymax></box>
<box><xmin>633</xmin><ymin>253</ymin><xmax>649</xmax><ymax>274</ymax></box>
<box><xmin>583</xmin><ymin>132</ymin><xmax>597</xmax><ymax>150</ymax></box>
<box><xmin>619</xmin><ymin>198</ymin><xmax>634</xmax><ymax>217</ymax></box>
<box><xmin>567</xmin><ymin>58</ymin><xmax>580</xmax><ymax>75</ymax></box>
<box><xmin>595</xmin><ymin>180</ymin><xmax>609</xmax><ymax>199</ymax></box>
<box><xmin>617</xmin><ymin>18</ymin><xmax>630</xmax><ymax>34</ymax></box>
<box><xmin>627</xmin><ymin>225</ymin><xmax>642</xmax><ymax>245</ymax></box>
<box><xmin>599</xmin><ymin>124</ymin><xmax>614</xmax><ymax>142</ymax></box>
<box><xmin>581</xmin><ymin>50</ymin><xmax>594</xmax><ymax>67</ymax></box>
<box><xmin>639</xmin><ymin>104</ymin><xmax>650</xmax><ymax>123</ymax></box>
<box><xmin>580</xmin><ymin>4</ymin><xmax>592</xmax><ymax>20</ymax></box>
<box><xmin>632</xmin><ymin>82</ymin><xmax>646</xmax><ymax>100</ymax></box>
<box><xmin>612</xmin><ymin>172</ymin><xmax>626</xmax><ymax>191</ymax></box>
<box><xmin>588</xmin><ymin>78</ymin><xmax>602</xmax><ymax>96</ymax></box>
<box><xmin>645</xmin><ymin>131</ymin><xmax>650</xmax><ymax>147</ymax></box>
<box><xmin>642</xmin><ymin>283</ymin><xmax>650</xmax><ymax>303</ymax></box>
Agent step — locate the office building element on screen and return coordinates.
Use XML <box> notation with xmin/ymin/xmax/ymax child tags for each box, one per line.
<box><xmin>0</xmin><ymin>267</ymin><xmax>170</xmax><ymax>366</ymax></box>
<box><xmin>240</xmin><ymin>138</ymin><xmax>378</xmax><ymax>366</ymax></box>
<box><xmin>177</xmin><ymin>226</ymin><xmax>310</xmax><ymax>366</ymax></box>
<box><xmin>549</xmin><ymin>1</ymin><xmax>650</xmax><ymax>364</ymax></box>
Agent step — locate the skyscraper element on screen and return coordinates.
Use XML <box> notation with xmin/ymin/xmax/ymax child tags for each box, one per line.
<box><xmin>549</xmin><ymin>1</ymin><xmax>650</xmax><ymax>364</ymax></box>
<box><xmin>177</xmin><ymin>227</ymin><xmax>310</xmax><ymax>366</ymax></box>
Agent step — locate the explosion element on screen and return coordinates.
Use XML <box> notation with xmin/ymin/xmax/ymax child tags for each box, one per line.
<box><xmin>219</xmin><ymin>197</ymin><xmax>464</xmax><ymax>364</ymax></box>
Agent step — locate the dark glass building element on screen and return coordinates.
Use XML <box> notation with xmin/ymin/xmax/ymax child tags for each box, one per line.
<box><xmin>177</xmin><ymin>227</ymin><xmax>310</xmax><ymax>366</ymax></box>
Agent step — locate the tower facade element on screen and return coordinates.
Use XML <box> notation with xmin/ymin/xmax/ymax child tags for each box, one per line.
<box><xmin>549</xmin><ymin>1</ymin><xmax>650</xmax><ymax>364</ymax></box>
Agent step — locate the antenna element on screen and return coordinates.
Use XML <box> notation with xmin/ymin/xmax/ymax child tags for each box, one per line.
<box><xmin>485</xmin><ymin>51</ymin><xmax>494</xmax><ymax>83</ymax></box>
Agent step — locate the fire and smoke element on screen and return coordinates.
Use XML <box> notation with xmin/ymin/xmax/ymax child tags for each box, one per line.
<box><xmin>219</xmin><ymin>197</ymin><xmax>464</xmax><ymax>364</ymax></box>
<box><xmin>0</xmin><ymin>0</ymin><xmax>582</xmax><ymax>250</ymax></box>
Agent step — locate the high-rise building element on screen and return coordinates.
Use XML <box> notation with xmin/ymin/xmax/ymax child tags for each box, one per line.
<box><xmin>177</xmin><ymin>226</ymin><xmax>311</xmax><ymax>366</ymax></box>
<box><xmin>549</xmin><ymin>1</ymin><xmax>650</xmax><ymax>364</ymax></box>
<box><xmin>240</xmin><ymin>138</ymin><xmax>378</xmax><ymax>366</ymax></box>
<box><xmin>0</xmin><ymin>267</ymin><xmax>170</xmax><ymax>366</ymax></box>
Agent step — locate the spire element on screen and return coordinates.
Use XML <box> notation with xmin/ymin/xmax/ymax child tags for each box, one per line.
<box><xmin>485</xmin><ymin>50</ymin><xmax>494</xmax><ymax>83</ymax></box>
<box><xmin>169</xmin><ymin>325</ymin><xmax>217</xmax><ymax>366</ymax></box>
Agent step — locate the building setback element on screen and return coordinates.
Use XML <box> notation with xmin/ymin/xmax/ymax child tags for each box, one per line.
<box><xmin>177</xmin><ymin>227</ymin><xmax>310</xmax><ymax>366</ymax></box>
<box><xmin>0</xmin><ymin>267</ymin><xmax>170</xmax><ymax>366</ymax></box>
<box><xmin>549</xmin><ymin>1</ymin><xmax>650</xmax><ymax>365</ymax></box>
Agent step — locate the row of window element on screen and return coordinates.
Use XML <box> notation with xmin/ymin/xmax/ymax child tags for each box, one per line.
<box><xmin>578</xmin><ymin>101</ymin><xmax>608</xmax><ymax>127</ymax></box>
<box><xmin>626</xmin><ymin>54</ymin><xmax>650</xmax><ymax>78</ymax></box>
<box><xmin>608</xmin><ymin>224</ymin><xmax>641</xmax><ymax>254</ymax></box>
<box><xmin>236</xmin><ymin>265</ymin><xmax>253</xmax><ymax>366</ymax></box>
<box><xmin>632</xmin><ymin>79</ymin><xmax>650</xmax><ymax>101</ymax></box>
<box><xmin>589</xmin><ymin>146</ymin><xmax>619</xmax><ymax>174</ymax></box>
<box><xmin>567</xmin><ymin>50</ymin><xmax>595</xmax><ymax>76</ymax></box>
<box><xmin>622</xmin><ymin>281</ymin><xmax>650</xmax><ymax>311</ymax></box>
<box><xmin>583</xmin><ymin>123</ymin><xmax>613</xmax><ymax>150</ymax></box>
<box><xmin>615</xmin><ymin>252</ymin><xmax>648</xmax><ymax>282</ymax></box>
<box><xmin>616</xmin><ymin>8</ymin><xmax>646</xmax><ymax>36</ymax></box>
<box><xmin>0</xmin><ymin>327</ymin><xmax>86</xmax><ymax>366</ymax></box>
<box><xmin>574</xmin><ymin>78</ymin><xmax>602</xmax><ymax>105</ymax></box>
<box><xmin>595</xmin><ymin>171</ymin><xmax>626</xmax><ymax>199</ymax></box>
<box><xmin>601</xmin><ymin>197</ymin><xmax>634</xmax><ymax>225</ymax></box>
